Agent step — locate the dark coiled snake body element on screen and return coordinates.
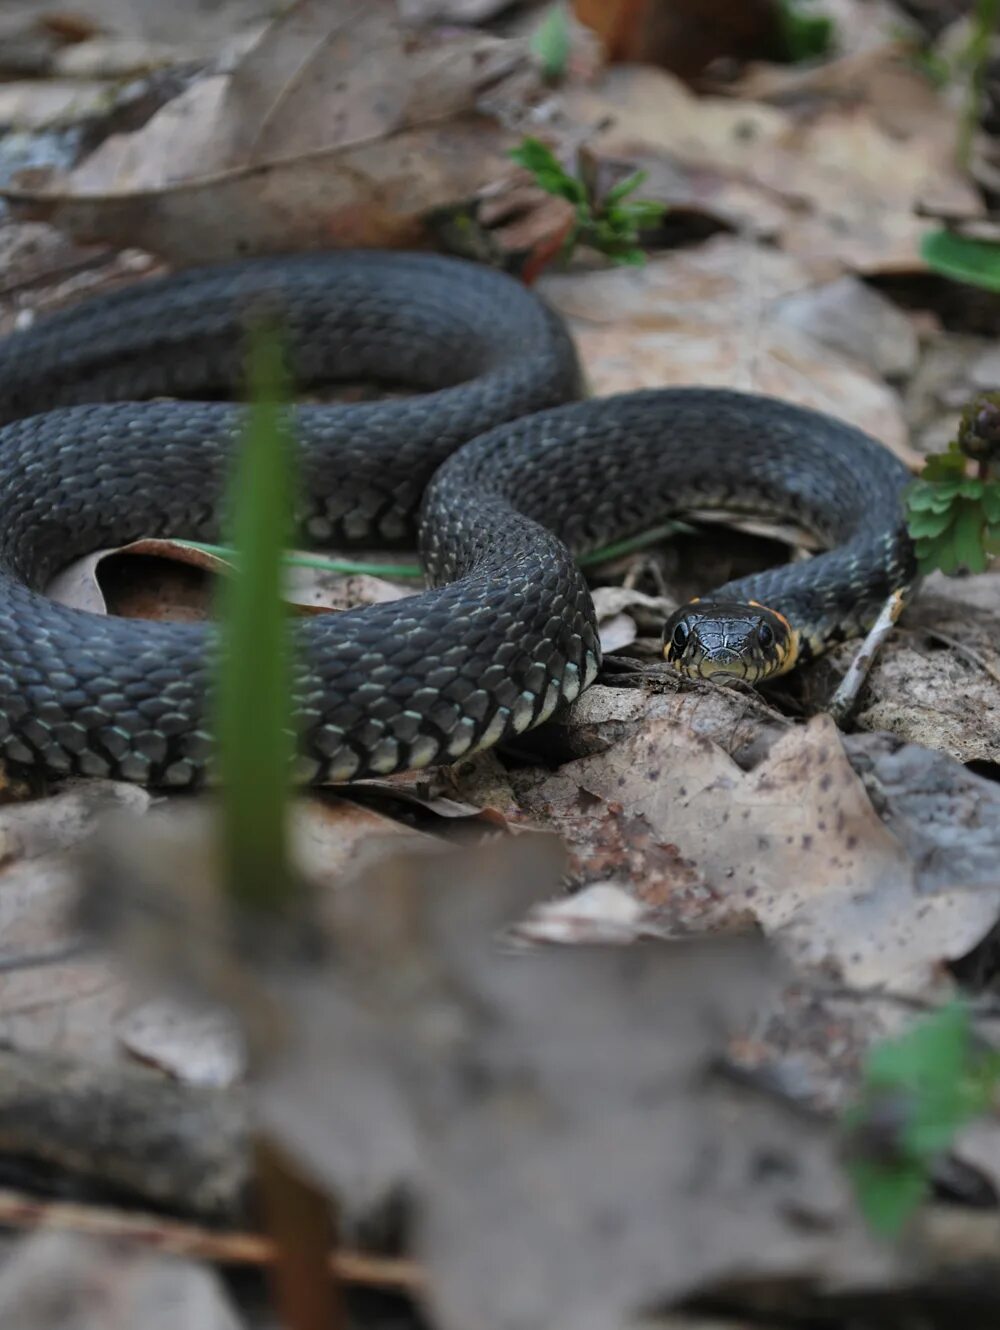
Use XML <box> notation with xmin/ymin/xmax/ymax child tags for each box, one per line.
<box><xmin>0</xmin><ymin>252</ymin><xmax>915</xmax><ymax>786</ymax></box>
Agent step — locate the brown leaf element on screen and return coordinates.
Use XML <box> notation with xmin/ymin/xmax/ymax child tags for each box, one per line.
<box><xmin>563</xmin><ymin>59</ymin><xmax>979</xmax><ymax>276</ymax></box>
<box><xmin>46</xmin><ymin>540</ymin><xmax>415</xmax><ymax>622</ymax></box>
<box><xmin>0</xmin><ymin>1232</ymin><xmax>246</xmax><ymax>1330</ymax></box>
<box><xmin>2</xmin><ymin>0</ymin><xmax>534</xmax><ymax>262</ymax></box>
<box><xmin>538</xmin><ymin>237</ymin><xmax>920</xmax><ymax>465</ymax></box>
<box><xmin>516</xmin><ymin>714</ymin><xmax>1000</xmax><ymax>990</ymax></box>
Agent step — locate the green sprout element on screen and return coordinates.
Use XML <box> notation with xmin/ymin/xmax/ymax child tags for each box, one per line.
<box><xmin>509</xmin><ymin>136</ymin><xmax>667</xmax><ymax>268</ymax></box>
<box><xmin>844</xmin><ymin>1002</ymin><xmax>1000</xmax><ymax>1235</ymax></box>
<box><xmin>905</xmin><ymin>392</ymin><xmax>1000</xmax><ymax>575</ymax></box>
<box><xmin>215</xmin><ymin>320</ymin><xmax>297</xmax><ymax>914</ymax></box>
<box><xmin>530</xmin><ymin>2</ymin><xmax>572</xmax><ymax>81</ymax></box>
<box><xmin>776</xmin><ymin>0</ymin><xmax>835</xmax><ymax>63</ymax></box>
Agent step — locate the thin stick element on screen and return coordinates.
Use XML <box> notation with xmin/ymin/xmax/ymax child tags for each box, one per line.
<box><xmin>828</xmin><ymin>589</ymin><xmax>907</xmax><ymax>726</ymax></box>
<box><xmin>0</xmin><ymin>1187</ymin><xmax>425</xmax><ymax>1293</ymax></box>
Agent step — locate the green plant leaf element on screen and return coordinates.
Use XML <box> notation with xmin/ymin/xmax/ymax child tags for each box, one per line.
<box><xmin>906</xmin><ymin>484</ymin><xmax>948</xmax><ymax>512</ymax></box>
<box><xmin>530</xmin><ymin>2</ymin><xmax>571</xmax><ymax>80</ymax></box>
<box><xmin>611</xmin><ymin>247</ymin><xmax>647</xmax><ymax>266</ymax></box>
<box><xmin>216</xmin><ymin>320</ymin><xmax>296</xmax><ymax>914</ymax></box>
<box><xmin>620</xmin><ymin>198</ymin><xmax>669</xmax><ymax>226</ymax></box>
<box><xmin>946</xmin><ymin>500</ymin><xmax>988</xmax><ymax>572</ymax></box>
<box><xmin>906</xmin><ymin>507</ymin><xmax>955</xmax><ymax>539</ymax></box>
<box><xmin>959</xmin><ymin>477</ymin><xmax>986</xmax><ymax>499</ymax></box>
<box><xmin>776</xmin><ymin>0</ymin><xmax>835</xmax><ymax>63</ymax></box>
<box><xmin>846</xmin><ymin>1002</ymin><xmax>1000</xmax><ymax>1234</ymax></box>
<box><xmin>603</xmin><ymin>168</ymin><xmax>648</xmax><ymax>207</ymax></box>
<box><xmin>510</xmin><ymin>137</ymin><xmax>586</xmax><ymax>204</ymax></box>
<box><xmin>981</xmin><ymin>482</ymin><xmax>1000</xmax><ymax>521</ymax></box>
<box><xmin>919</xmin><ymin>447</ymin><xmax>969</xmax><ymax>483</ymax></box>
<box><xmin>866</xmin><ymin>1003</ymin><xmax>970</xmax><ymax>1091</ymax></box>
<box><xmin>848</xmin><ymin>1159</ymin><xmax>928</xmax><ymax>1236</ymax></box>
<box><xmin>921</xmin><ymin>229</ymin><xmax>1000</xmax><ymax>294</ymax></box>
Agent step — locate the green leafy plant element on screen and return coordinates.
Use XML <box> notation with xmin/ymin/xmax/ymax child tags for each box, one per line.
<box><xmin>776</xmin><ymin>0</ymin><xmax>835</xmax><ymax>63</ymax></box>
<box><xmin>531</xmin><ymin>2</ymin><xmax>572</xmax><ymax>80</ymax></box>
<box><xmin>215</xmin><ymin>319</ymin><xmax>297</xmax><ymax>914</ymax></box>
<box><xmin>844</xmin><ymin>1002</ymin><xmax>1000</xmax><ymax>1235</ymax></box>
<box><xmin>905</xmin><ymin>391</ymin><xmax>1000</xmax><ymax>575</ymax></box>
<box><xmin>509</xmin><ymin>136</ymin><xmax>667</xmax><ymax>267</ymax></box>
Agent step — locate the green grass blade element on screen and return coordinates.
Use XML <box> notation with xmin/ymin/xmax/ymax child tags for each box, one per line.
<box><xmin>216</xmin><ymin>322</ymin><xmax>296</xmax><ymax>914</ymax></box>
<box><xmin>177</xmin><ymin>540</ymin><xmax>424</xmax><ymax>581</ymax></box>
<box><xmin>921</xmin><ymin>229</ymin><xmax>1000</xmax><ymax>293</ymax></box>
<box><xmin>530</xmin><ymin>2</ymin><xmax>571</xmax><ymax>80</ymax></box>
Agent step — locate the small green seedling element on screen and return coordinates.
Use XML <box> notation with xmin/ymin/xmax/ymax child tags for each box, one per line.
<box><xmin>844</xmin><ymin>1002</ymin><xmax>1000</xmax><ymax>1235</ymax></box>
<box><xmin>905</xmin><ymin>391</ymin><xmax>1000</xmax><ymax>575</ymax></box>
<box><xmin>531</xmin><ymin>2</ymin><xmax>572</xmax><ymax>80</ymax></box>
<box><xmin>509</xmin><ymin>136</ymin><xmax>667</xmax><ymax>267</ymax></box>
<box><xmin>215</xmin><ymin>320</ymin><xmax>297</xmax><ymax>914</ymax></box>
<box><xmin>776</xmin><ymin>0</ymin><xmax>835</xmax><ymax>63</ymax></box>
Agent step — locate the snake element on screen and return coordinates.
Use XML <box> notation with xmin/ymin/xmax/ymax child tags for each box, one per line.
<box><xmin>0</xmin><ymin>250</ymin><xmax>915</xmax><ymax>788</ymax></box>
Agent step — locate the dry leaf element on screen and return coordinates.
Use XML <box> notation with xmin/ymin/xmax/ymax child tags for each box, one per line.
<box><xmin>2</xmin><ymin>0</ymin><xmax>534</xmax><ymax>262</ymax></box>
<box><xmin>0</xmin><ymin>782</ymin><xmax>150</xmax><ymax>1064</ymax></box>
<box><xmin>538</xmin><ymin>237</ymin><xmax>919</xmax><ymax>464</ymax></box>
<box><xmin>0</xmin><ymin>1231</ymin><xmax>246</xmax><ymax>1330</ymax></box>
<box><xmin>515</xmin><ymin>714</ymin><xmax>1000</xmax><ymax>991</ymax></box>
<box><xmin>564</xmin><ymin>59</ymin><xmax>979</xmax><ymax>275</ymax></box>
<box><xmin>46</xmin><ymin>539</ymin><xmax>416</xmax><ymax>621</ymax></box>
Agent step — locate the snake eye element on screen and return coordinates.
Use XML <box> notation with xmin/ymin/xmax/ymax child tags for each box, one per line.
<box><xmin>757</xmin><ymin>621</ymin><xmax>775</xmax><ymax>649</ymax></box>
<box><xmin>671</xmin><ymin>621</ymin><xmax>689</xmax><ymax>652</ymax></box>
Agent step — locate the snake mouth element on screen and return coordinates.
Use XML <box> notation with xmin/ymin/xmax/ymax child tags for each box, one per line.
<box><xmin>662</xmin><ymin>599</ymin><xmax>798</xmax><ymax>685</ymax></box>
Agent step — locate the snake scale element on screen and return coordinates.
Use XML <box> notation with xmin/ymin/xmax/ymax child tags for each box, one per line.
<box><xmin>0</xmin><ymin>251</ymin><xmax>915</xmax><ymax>787</ymax></box>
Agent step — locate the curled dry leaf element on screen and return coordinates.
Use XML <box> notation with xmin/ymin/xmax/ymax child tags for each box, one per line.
<box><xmin>513</xmin><ymin>714</ymin><xmax>1000</xmax><ymax>992</ymax></box>
<box><xmin>1</xmin><ymin>0</ymin><xmax>535</xmax><ymax>263</ymax></box>
<box><xmin>46</xmin><ymin>539</ymin><xmax>415</xmax><ymax>623</ymax></box>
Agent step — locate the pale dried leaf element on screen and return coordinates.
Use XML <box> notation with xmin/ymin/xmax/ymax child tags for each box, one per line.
<box><xmin>4</xmin><ymin>0</ymin><xmax>533</xmax><ymax>261</ymax></box>
<box><xmin>420</xmin><ymin>1077</ymin><xmax>889</xmax><ymax>1330</ymax></box>
<box><xmin>0</xmin><ymin>1231</ymin><xmax>246</xmax><ymax>1330</ymax></box>
<box><xmin>538</xmin><ymin>239</ymin><xmax>918</xmax><ymax>465</ymax></box>
<box><xmin>516</xmin><ymin>715</ymin><xmax>1000</xmax><ymax>990</ymax></box>
<box><xmin>0</xmin><ymin>783</ymin><xmax>149</xmax><ymax>1063</ymax></box>
<box><xmin>117</xmin><ymin>997</ymin><xmax>246</xmax><ymax>1088</ymax></box>
<box><xmin>565</xmin><ymin>59</ymin><xmax>978</xmax><ymax>274</ymax></box>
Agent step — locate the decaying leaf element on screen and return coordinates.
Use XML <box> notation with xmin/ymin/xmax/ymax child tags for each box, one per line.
<box><xmin>0</xmin><ymin>1231</ymin><xmax>246</xmax><ymax>1330</ymax></box>
<box><xmin>512</xmin><ymin>714</ymin><xmax>1000</xmax><ymax>991</ymax></box>
<box><xmin>538</xmin><ymin>238</ymin><xmax>919</xmax><ymax>464</ymax></box>
<box><xmin>1</xmin><ymin>0</ymin><xmax>536</xmax><ymax>262</ymax></box>
<box><xmin>46</xmin><ymin>539</ymin><xmax>416</xmax><ymax>621</ymax></box>
<box><xmin>563</xmin><ymin>57</ymin><xmax>979</xmax><ymax>275</ymax></box>
<box><xmin>0</xmin><ymin>782</ymin><xmax>151</xmax><ymax>1064</ymax></box>
<box><xmin>247</xmin><ymin>838</ymin><xmax>909</xmax><ymax>1330</ymax></box>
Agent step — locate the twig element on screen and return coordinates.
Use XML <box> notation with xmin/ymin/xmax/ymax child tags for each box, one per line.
<box><xmin>0</xmin><ymin>1187</ymin><xmax>425</xmax><ymax>1293</ymax></box>
<box><xmin>254</xmin><ymin>1137</ymin><xmax>346</xmax><ymax>1330</ymax></box>
<box><xmin>828</xmin><ymin>590</ymin><xmax>907</xmax><ymax>726</ymax></box>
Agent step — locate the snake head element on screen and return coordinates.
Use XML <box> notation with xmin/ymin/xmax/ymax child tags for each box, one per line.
<box><xmin>662</xmin><ymin>599</ymin><xmax>798</xmax><ymax>685</ymax></box>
